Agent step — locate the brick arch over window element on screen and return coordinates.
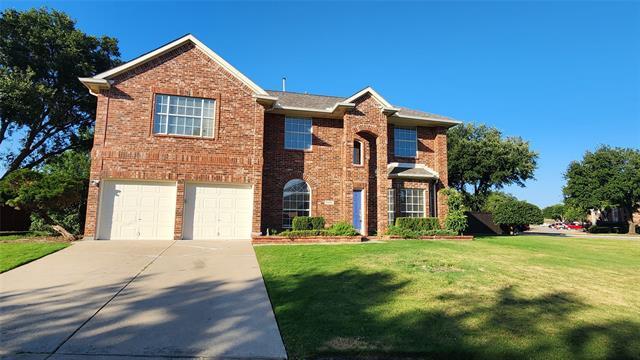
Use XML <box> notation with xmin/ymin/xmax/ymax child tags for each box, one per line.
<box><xmin>352</xmin><ymin>125</ymin><xmax>380</xmax><ymax>137</ymax></box>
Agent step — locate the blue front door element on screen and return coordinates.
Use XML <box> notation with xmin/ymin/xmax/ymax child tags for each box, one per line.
<box><xmin>353</xmin><ymin>190</ymin><xmax>363</xmax><ymax>233</ymax></box>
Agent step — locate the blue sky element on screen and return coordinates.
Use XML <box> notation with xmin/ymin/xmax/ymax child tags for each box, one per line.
<box><xmin>3</xmin><ymin>1</ymin><xmax>639</xmax><ymax>208</ymax></box>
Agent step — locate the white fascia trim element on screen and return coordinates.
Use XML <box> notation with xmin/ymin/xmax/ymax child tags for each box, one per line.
<box><xmin>391</xmin><ymin>113</ymin><xmax>462</xmax><ymax>125</ymax></box>
<box><xmin>344</xmin><ymin>86</ymin><xmax>394</xmax><ymax>108</ymax></box>
<box><xmin>254</xmin><ymin>94</ymin><xmax>279</xmax><ymax>105</ymax></box>
<box><xmin>91</xmin><ymin>34</ymin><xmax>268</xmax><ymax>95</ymax></box>
<box><xmin>389</xmin><ymin>173</ymin><xmax>438</xmax><ymax>179</ymax></box>
<box><xmin>274</xmin><ymin>105</ymin><xmax>334</xmax><ymax>113</ymax></box>
<box><xmin>273</xmin><ymin>102</ymin><xmax>355</xmax><ymax>114</ymax></box>
<box><xmin>328</xmin><ymin>102</ymin><xmax>356</xmax><ymax>112</ymax></box>
<box><xmin>78</xmin><ymin>77</ymin><xmax>110</xmax><ymax>86</ymax></box>
<box><xmin>78</xmin><ymin>77</ymin><xmax>111</xmax><ymax>95</ymax></box>
<box><xmin>254</xmin><ymin>94</ymin><xmax>279</xmax><ymax>101</ymax></box>
<box><xmin>387</xmin><ymin>162</ymin><xmax>440</xmax><ymax>176</ymax></box>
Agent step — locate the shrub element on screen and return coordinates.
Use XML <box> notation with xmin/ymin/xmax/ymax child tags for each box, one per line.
<box><xmin>385</xmin><ymin>226</ymin><xmax>458</xmax><ymax>238</ymax></box>
<box><xmin>439</xmin><ymin>188</ymin><xmax>468</xmax><ymax>234</ymax></box>
<box><xmin>493</xmin><ymin>199</ymin><xmax>543</xmax><ymax>234</ymax></box>
<box><xmin>310</xmin><ymin>217</ymin><xmax>325</xmax><ymax>230</ymax></box>
<box><xmin>327</xmin><ymin>221</ymin><xmax>359</xmax><ymax>236</ymax></box>
<box><xmin>588</xmin><ymin>224</ymin><xmax>632</xmax><ymax>234</ymax></box>
<box><xmin>444</xmin><ymin>211</ymin><xmax>468</xmax><ymax>235</ymax></box>
<box><xmin>385</xmin><ymin>225</ymin><xmax>419</xmax><ymax>238</ymax></box>
<box><xmin>395</xmin><ymin>217</ymin><xmax>441</xmax><ymax>232</ymax></box>
<box><xmin>292</xmin><ymin>216</ymin><xmax>312</xmax><ymax>230</ymax></box>
<box><xmin>292</xmin><ymin>216</ymin><xmax>326</xmax><ymax>230</ymax></box>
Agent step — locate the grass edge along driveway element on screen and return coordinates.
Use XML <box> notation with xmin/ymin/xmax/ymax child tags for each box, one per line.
<box><xmin>255</xmin><ymin>236</ymin><xmax>640</xmax><ymax>359</ymax></box>
<box><xmin>0</xmin><ymin>242</ymin><xmax>69</xmax><ymax>273</ymax></box>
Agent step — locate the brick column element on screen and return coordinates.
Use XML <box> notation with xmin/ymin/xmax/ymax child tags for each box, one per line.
<box><xmin>377</xmin><ymin>130</ymin><xmax>390</xmax><ymax>234</ymax></box>
<box><xmin>434</xmin><ymin>127</ymin><xmax>449</xmax><ymax>223</ymax></box>
<box><xmin>83</xmin><ymin>94</ymin><xmax>109</xmax><ymax>240</ymax></box>
<box><xmin>174</xmin><ymin>179</ymin><xmax>185</xmax><ymax>240</ymax></box>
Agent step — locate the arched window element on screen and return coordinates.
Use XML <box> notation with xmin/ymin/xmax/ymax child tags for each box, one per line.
<box><xmin>353</xmin><ymin>140</ymin><xmax>363</xmax><ymax>165</ymax></box>
<box><xmin>282</xmin><ymin>179</ymin><xmax>311</xmax><ymax>228</ymax></box>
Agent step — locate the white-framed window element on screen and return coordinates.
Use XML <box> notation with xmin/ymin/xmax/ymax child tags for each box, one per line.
<box><xmin>353</xmin><ymin>140</ymin><xmax>363</xmax><ymax>165</ymax></box>
<box><xmin>388</xmin><ymin>189</ymin><xmax>396</xmax><ymax>225</ymax></box>
<box><xmin>285</xmin><ymin>117</ymin><xmax>312</xmax><ymax>150</ymax></box>
<box><xmin>394</xmin><ymin>127</ymin><xmax>417</xmax><ymax>157</ymax></box>
<box><xmin>153</xmin><ymin>94</ymin><xmax>215</xmax><ymax>137</ymax></box>
<box><xmin>399</xmin><ymin>188</ymin><xmax>425</xmax><ymax>217</ymax></box>
<box><xmin>282</xmin><ymin>179</ymin><xmax>311</xmax><ymax>228</ymax></box>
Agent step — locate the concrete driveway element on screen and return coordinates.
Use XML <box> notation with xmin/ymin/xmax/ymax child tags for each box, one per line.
<box><xmin>0</xmin><ymin>240</ymin><xmax>287</xmax><ymax>359</ymax></box>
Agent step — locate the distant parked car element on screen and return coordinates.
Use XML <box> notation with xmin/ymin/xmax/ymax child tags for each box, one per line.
<box><xmin>566</xmin><ymin>223</ymin><xmax>584</xmax><ymax>231</ymax></box>
<box><xmin>549</xmin><ymin>222</ymin><xmax>567</xmax><ymax>230</ymax></box>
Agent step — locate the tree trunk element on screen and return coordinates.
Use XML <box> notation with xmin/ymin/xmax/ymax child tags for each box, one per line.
<box><xmin>52</xmin><ymin>225</ymin><xmax>76</xmax><ymax>241</ymax></box>
<box><xmin>628</xmin><ymin>218</ymin><xmax>637</xmax><ymax>235</ymax></box>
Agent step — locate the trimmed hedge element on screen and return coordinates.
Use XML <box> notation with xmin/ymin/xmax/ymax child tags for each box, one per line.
<box><xmin>311</xmin><ymin>217</ymin><xmax>325</xmax><ymax>230</ymax></box>
<box><xmin>385</xmin><ymin>225</ymin><xmax>457</xmax><ymax>238</ymax></box>
<box><xmin>292</xmin><ymin>216</ymin><xmax>325</xmax><ymax>230</ymax></box>
<box><xmin>279</xmin><ymin>220</ymin><xmax>359</xmax><ymax>237</ymax></box>
<box><xmin>395</xmin><ymin>217</ymin><xmax>441</xmax><ymax>232</ymax></box>
<box><xmin>588</xmin><ymin>224</ymin><xmax>634</xmax><ymax>234</ymax></box>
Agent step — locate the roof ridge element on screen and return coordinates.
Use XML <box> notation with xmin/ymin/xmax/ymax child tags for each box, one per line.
<box><xmin>265</xmin><ymin>89</ymin><xmax>346</xmax><ymax>99</ymax></box>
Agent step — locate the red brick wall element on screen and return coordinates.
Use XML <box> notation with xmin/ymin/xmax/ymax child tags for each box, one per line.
<box><xmin>260</xmin><ymin>94</ymin><xmax>450</xmax><ymax>235</ymax></box>
<box><xmin>84</xmin><ymin>42</ymin><xmax>265</xmax><ymax>239</ymax></box>
<box><xmin>262</xmin><ymin>114</ymin><xmax>344</xmax><ymax>232</ymax></box>
<box><xmin>84</xmin><ymin>42</ymin><xmax>450</xmax><ymax>238</ymax></box>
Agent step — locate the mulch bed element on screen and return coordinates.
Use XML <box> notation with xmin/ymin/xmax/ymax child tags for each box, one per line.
<box><xmin>253</xmin><ymin>236</ymin><xmax>363</xmax><ymax>245</ymax></box>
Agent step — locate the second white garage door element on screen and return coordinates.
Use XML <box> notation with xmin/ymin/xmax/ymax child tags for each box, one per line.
<box><xmin>183</xmin><ymin>183</ymin><xmax>253</xmax><ymax>240</ymax></box>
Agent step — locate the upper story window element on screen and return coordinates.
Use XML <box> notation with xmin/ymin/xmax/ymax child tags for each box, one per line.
<box><xmin>285</xmin><ymin>117</ymin><xmax>312</xmax><ymax>150</ymax></box>
<box><xmin>153</xmin><ymin>94</ymin><xmax>215</xmax><ymax>138</ymax></box>
<box><xmin>353</xmin><ymin>140</ymin><xmax>363</xmax><ymax>165</ymax></box>
<box><xmin>394</xmin><ymin>127</ymin><xmax>417</xmax><ymax>157</ymax></box>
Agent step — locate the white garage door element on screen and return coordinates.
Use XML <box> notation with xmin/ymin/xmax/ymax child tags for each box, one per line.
<box><xmin>97</xmin><ymin>181</ymin><xmax>176</xmax><ymax>240</ymax></box>
<box><xmin>183</xmin><ymin>183</ymin><xmax>253</xmax><ymax>240</ymax></box>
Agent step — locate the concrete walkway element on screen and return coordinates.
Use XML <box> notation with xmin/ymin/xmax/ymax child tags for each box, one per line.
<box><xmin>0</xmin><ymin>240</ymin><xmax>287</xmax><ymax>359</ymax></box>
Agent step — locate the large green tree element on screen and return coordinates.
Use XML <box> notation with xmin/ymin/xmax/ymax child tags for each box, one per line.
<box><xmin>493</xmin><ymin>199</ymin><xmax>544</xmax><ymax>235</ymax></box>
<box><xmin>0</xmin><ymin>8</ymin><xmax>120</xmax><ymax>178</ymax></box>
<box><xmin>448</xmin><ymin>123</ymin><xmax>538</xmax><ymax>211</ymax></box>
<box><xmin>0</xmin><ymin>150</ymin><xmax>90</xmax><ymax>235</ymax></box>
<box><xmin>482</xmin><ymin>191</ymin><xmax>517</xmax><ymax>214</ymax></box>
<box><xmin>542</xmin><ymin>204</ymin><xmax>565</xmax><ymax>221</ymax></box>
<box><xmin>563</xmin><ymin>146</ymin><xmax>640</xmax><ymax>234</ymax></box>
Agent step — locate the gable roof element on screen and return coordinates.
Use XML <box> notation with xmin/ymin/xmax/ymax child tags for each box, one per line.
<box><xmin>79</xmin><ymin>35</ymin><xmax>461</xmax><ymax>126</ymax></box>
<box><xmin>265</xmin><ymin>89</ymin><xmax>460</xmax><ymax>126</ymax></box>
<box><xmin>80</xmin><ymin>34</ymin><xmax>268</xmax><ymax>95</ymax></box>
<box><xmin>343</xmin><ymin>86</ymin><xmax>397</xmax><ymax>110</ymax></box>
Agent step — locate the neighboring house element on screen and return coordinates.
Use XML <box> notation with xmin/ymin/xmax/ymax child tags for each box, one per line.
<box><xmin>79</xmin><ymin>34</ymin><xmax>460</xmax><ymax>240</ymax></box>
<box><xmin>588</xmin><ymin>207</ymin><xmax>640</xmax><ymax>226</ymax></box>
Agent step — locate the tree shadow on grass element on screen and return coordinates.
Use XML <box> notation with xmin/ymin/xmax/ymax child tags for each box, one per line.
<box><xmin>262</xmin><ymin>269</ymin><xmax>640</xmax><ymax>359</ymax></box>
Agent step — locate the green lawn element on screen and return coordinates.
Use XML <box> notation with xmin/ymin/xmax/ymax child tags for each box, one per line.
<box><xmin>255</xmin><ymin>236</ymin><xmax>640</xmax><ymax>359</ymax></box>
<box><xmin>0</xmin><ymin>242</ymin><xmax>69</xmax><ymax>273</ymax></box>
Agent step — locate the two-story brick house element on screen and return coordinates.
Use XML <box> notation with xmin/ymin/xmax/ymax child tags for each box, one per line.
<box><xmin>79</xmin><ymin>34</ymin><xmax>460</xmax><ymax>240</ymax></box>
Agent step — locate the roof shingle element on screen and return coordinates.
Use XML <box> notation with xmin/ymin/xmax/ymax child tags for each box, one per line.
<box><xmin>265</xmin><ymin>90</ymin><xmax>456</xmax><ymax>121</ymax></box>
